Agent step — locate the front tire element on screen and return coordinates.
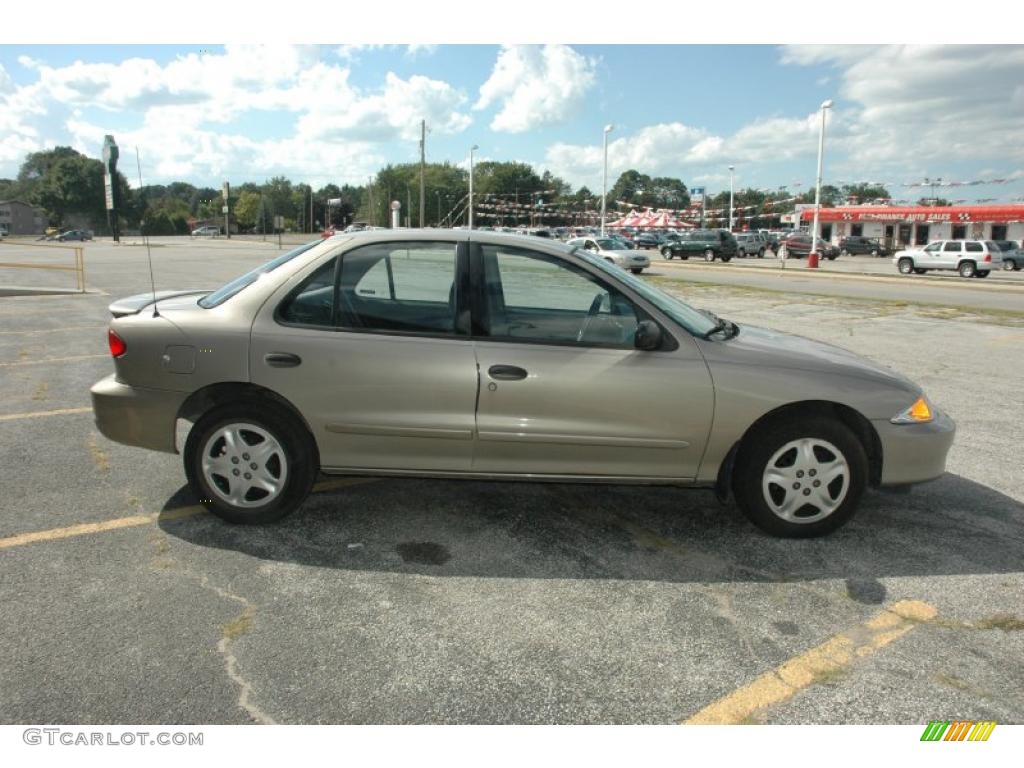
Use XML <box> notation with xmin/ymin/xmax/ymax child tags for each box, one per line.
<box><xmin>958</xmin><ymin>261</ymin><xmax>976</xmax><ymax>278</ymax></box>
<box><xmin>1003</xmin><ymin>260</ymin><xmax>1015</xmax><ymax>271</ymax></box>
<box><xmin>631</xmin><ymin>267</ymin><xmax>643</xmax><ymax>274</ymax></box>
<box><xmin>898</xmin><ymin>257</ymin><xmax>914</xmax><ymax>275</ymax></box>
<box><xmin>733</xmin><ymin>415</ymin><xmax>868</xmax><ymax>538</ymax></box>
<box><xmin>661</xmin><ymin>246</ymin><xmax>673</xmax><ymax>259</ymax></box>
<box><xmin>184</xmin><ymin>402</ymin><xmax>318</xmax><ymax>524</ymax></box>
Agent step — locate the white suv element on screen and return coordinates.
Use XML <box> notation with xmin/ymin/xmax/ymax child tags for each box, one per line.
<box><xmin>894</xmin><ymin>240</ymin><xmax>1004</xmax><ymax>278</ymax></box>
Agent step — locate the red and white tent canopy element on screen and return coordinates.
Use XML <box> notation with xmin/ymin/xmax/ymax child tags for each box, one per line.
<box><xmin>607</xmin><ymin>208</ymin><xmax>693</xmax><ymax>229</ymax></box>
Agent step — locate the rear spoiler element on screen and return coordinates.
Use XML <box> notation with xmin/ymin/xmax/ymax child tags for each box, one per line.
<box><xmin>108</xmin><ymin>290</ymin><xmax>210</xmax><ymax>318</ymax></box>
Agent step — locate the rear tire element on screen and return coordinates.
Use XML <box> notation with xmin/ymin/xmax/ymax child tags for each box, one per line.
<box><xmin>631</xmin><ymin>268</ymin><xmax>643</xmax><ymax>274</ymax></box>
<box><xmin>184</xmin><ymin>402</ymin><xmax>318</xmax><ymax>524</ymax></box>
<box><xmin>958</xmin><ymin>261</ymin><xmax>976</xmax><ymax>278</ymax></box>
<box><xmin>661</xmin><ymin>247</ymin><xmax>673</xmax><ymax>259</ymax></box>
<box><xmin>1002</xmin><ymin>260</ymin><xmax>1015</xmax><ymax>271</ymax></box>
<box><xmin>704</xmin><ymin>249</ymin><xmax>715</xmax><ymax>262</ymax></box>
<box><xmin>733</xmin><ymin>415</ymin><xmax>868</xmax><ymax>538</ymax></box>
<box><xmin>898</xmin><ymin>257</ymin><xmax>914</xmax><ymax>275</ymax></box>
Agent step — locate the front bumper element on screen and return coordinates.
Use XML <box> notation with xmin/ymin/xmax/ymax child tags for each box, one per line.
<box><xmin>873</xmin><ymin>409</ymin><xmax>956</xmax><ymax>486</ymax></box>
<box><xmin>90</xmin><ymin>374</ymin><xmax>188</xmax><ymax>454</ymax></box>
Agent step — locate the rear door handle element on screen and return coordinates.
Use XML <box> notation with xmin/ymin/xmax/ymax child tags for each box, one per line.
<box><xmin>488</xmin><ymin>364</ymin><xmax>528</xmax><ymax>381</ymax></box>
<box><xmin>264</xmin><ymin>352</ymin><xmax>302</xmax><ymax>368</ymax></box>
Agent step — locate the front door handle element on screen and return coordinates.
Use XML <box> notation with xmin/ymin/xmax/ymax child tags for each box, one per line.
<box><xmin>488</xmin><ymin>364</ymin><xmax>528</xmax><ymax>381</ymax></box>
<box><xmin>264</xmin><ymin>352</ymin><xmax>302</xmax><ymax>368</ymax></box>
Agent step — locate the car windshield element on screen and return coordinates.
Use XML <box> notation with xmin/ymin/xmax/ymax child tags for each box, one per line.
<box><xmin>198</xmin><ymin>239</ymin><xmax>324</xmax><ymax>308</ymax></box>
<box><xmin>575</xmin><ymin>250</ymin><xmax>718</xmax><ymax>336</ymax></box>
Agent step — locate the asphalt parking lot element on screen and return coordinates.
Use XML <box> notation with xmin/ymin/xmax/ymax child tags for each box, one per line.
<box><xmin>1</xmin><ymin>238</ymin><xmax>1022</xmax><ymax>724</ymax></box>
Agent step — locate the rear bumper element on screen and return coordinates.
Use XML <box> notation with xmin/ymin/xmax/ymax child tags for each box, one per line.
<box><xmin>90</xmin><ymin>374</ymin><xmax>187</xmax><ymax>454</ymax></box>
<box><xmin>873</xmin><ymin>409</ymin><xmax>956</xmax><ymax>486</ymax></box>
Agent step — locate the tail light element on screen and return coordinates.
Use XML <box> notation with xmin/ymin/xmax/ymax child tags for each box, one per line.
<box><xmin>108</xmin><ymin>329</ymin><xmax>127</xmax><ymax>357</ymax></box>
<box><xmin>983</xmin><ymin>253</ymin><xmax>992</xmax><ymax>262</ymax></box>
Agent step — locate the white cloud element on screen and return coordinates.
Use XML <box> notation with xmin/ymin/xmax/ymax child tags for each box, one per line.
<box><xmin>0</xmin><ymin>45</ymin><xmax>472</xmax><ymax>184</ymax></box>
<box><xmin>544</xmin><ymin>114</ymin><xmax>830</xmax><ymax>189</ymax></box>
<box><xmin>782</xmin><ymin>44</ymin><xmax>1024</xmax><ymax>175</ymax></box>
<box><xmin>475</xmin><ymin>45</ymin><xmax>597</xmax><ymax>133</ymax></box>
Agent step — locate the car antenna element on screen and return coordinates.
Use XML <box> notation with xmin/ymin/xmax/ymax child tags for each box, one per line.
<box><xmin>135</xmin><ymin>147</ymin><xmax>159</xmax><ymax>318</ymax></box>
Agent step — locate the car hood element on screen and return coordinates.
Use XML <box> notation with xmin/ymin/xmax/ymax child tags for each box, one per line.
<box><xmin>712</xmin><ymin>323</ymin><xmax>919</xmax><ymax>393</ymax></box>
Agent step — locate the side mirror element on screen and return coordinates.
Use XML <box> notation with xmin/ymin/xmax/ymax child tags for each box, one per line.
<box><xmin>634</xmin><ymin>320</ymin><xmax>662</xmax><ymax>351</ymax></box>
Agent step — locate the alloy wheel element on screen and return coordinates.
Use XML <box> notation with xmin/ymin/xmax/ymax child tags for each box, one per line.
<box><xmin>761</xmin><ymin>437</ymin><xmax>849</xmax><ymax>524</ymax></box>
<box><xmin>201</xmin><ymin>423</ymin><xmax>288</xmax><ymax>508</ymax></box>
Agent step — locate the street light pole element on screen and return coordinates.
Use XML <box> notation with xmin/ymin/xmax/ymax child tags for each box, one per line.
<box><xmin>468</xmin><ymin>144</ymin><xmax>478</xmax><ymax>230</ymax></box>
<box><xmin>435</xmin><ymin>191</ymin><xmax>441</xmax><ymax>226</ymax></box>
<box><xmin>811</xmin><ymin>99</ymin><xmax>834</xmax><ymax>254</ymax></box>
<box><xmin>601</xmin><ymin>124</ymin><xmax>615</xmax><ymax>236</ymax></box>
<box><xmin>728</xmin><ymin>165</ymin><xmax>735</xmax><ymax>232</ymax></box>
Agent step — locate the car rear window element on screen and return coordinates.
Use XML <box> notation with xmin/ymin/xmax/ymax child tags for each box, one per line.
<box><xmin>199</xmin><ymin>239</ymin><xmax>324</xmax><ymax>308</ymax></box>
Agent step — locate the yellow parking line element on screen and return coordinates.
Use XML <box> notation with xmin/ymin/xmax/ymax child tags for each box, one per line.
<box><xmin>0</xmin><ymin>354</ymin><xmax>106</xmax><ymax>367</ymax></box>
<box><xmin>0</xmin><ymin>506</ymin><xmax>204</xmax><ymax>551</ymax></box>
<box><xmin>0</xmin><ymin>407</ymin><xmax>93</xmax><ymax>421</ymax></box>
<box><xmin>0</xmin><ymin>478</ymin><xmax>377</xmax><ymax>551</ymax></box>
<box><xmin>682</xmin><ymin>600</ymin><xmax>937</xmax><ymax>724</ymax></box>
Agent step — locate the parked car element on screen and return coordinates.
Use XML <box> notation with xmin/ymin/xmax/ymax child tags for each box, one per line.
<box><xmin>779</xmin><ymin>233</ymin><xmax>838</xmax><ymax>259</ymax></box>
<box><xmin>894</xmin><ymin>240</ymin><xmax>1004</xmax><ymax>278</ymax></box>
<box><xmin>634</xmin><ymin>232</ymin><xmax>668</xmax><ymax>250</ymax></box>
<box><xmin>993</xmin><ymin>240</ymin><xmax>1022</xmax><ymax>271</ymax></box>
<box><xmin>566</xmin><ymin>236</ymin><xmax>650</xmax><ymax>273</ymax></box>
<box><xmin>734</xmin><ymin>232</ymin><xmax>767</xmax><ymax>258</ymax></box>
<box><xmin>191</xmin><ymin>226</ymin><xmax>221</xmax><ymax>238</ymax></box>
<box><xmin>607</xmin><ymin>234</ymin><xmax>637</xmax><ymax>250</ymax></box>
<box><xmin>91</xmin><ymin>230</ymin><xmax>955</xmax><ymax>538</ymax></box>
<box><xmin>660</xmin><ymin>230</ymin><xmax>738</xmax><ymax>262</ymax></box>
<box><xmin>57</xmin><ymin>229</ymin><xmax>93</xmax><ymax>242</ymax></box>
<box><xmin>758</xmin><ymin>230</ymin><xmax>781</xmax><ymax>251</ymax></box>
<box><xmin>838</xmin><ymin>236</ymin><xmax>889</xmax><ymax>257</ymax></box>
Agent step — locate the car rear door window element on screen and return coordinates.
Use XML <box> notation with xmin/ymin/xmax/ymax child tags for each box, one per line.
<box><xmin>340</xmin><ymin>242</ymin><xmax>460</xmax><ymax>335</ymax></box>
<box><xmin>479</xmin><ymin>245</ymin><xmax>639</xmax><ymax>347</ymax></box>
<box><xmin>965</xmin><ymin>242</ymin><xmax>983</xmax><ymax>252</ymax></box>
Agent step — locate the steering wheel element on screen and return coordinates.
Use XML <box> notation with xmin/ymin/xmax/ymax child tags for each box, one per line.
<box><xmin>576</xmin><ymin>292</ymin><xmax>606</xmax><ymax>342</ymax></box>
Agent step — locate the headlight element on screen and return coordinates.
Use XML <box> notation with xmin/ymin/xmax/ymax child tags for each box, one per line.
<box><xmin>891</xmin><ymin>395</ymin><xmax>934</xmax><ymax>424</ymax></box>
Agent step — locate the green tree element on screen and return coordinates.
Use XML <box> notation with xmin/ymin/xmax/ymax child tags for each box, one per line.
<box><xmin>234</xmin><ymin>190</ymin><xmax>262</xmax><ymax>230</ymax></box>
<box><xmin>17</xmin><ymin>146</ymin><xmax>131</xmax><ymax>232</ymax></box>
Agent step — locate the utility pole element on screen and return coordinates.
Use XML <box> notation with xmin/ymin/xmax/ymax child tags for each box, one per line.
<box><xmin>368</xmin><ymin>177</ymin><xmax>375</xmax><ymax>227</ymax></box>
<box><xmin>419</xmin><ymin>119</ymin><xmax>426</xmax><ymax>228</ymax></box>
<box><xmin>406</xmin><ymin>184</ymin><xmax>412</xmax><ymax>228</ymax></box>
<box><xmin>309</xmin><ymin>187</ymin><xmax>313</xmax><ymax>232</ymax></box>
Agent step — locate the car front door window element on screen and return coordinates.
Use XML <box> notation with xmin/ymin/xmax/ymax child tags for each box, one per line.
<box><xmin>479</xmin><ymin>245</ymin><xmax>640</xmax><ymax>348</ymax></box>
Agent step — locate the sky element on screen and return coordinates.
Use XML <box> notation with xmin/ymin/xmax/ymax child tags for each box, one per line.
<box><xmin>1</xmin><ymin>42</ymin><xmax>1023</xmax><ymax>204</ymax></box>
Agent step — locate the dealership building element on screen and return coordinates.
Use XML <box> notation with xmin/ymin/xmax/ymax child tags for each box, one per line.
<box><xmin>795</xmin><ymin>204</ymin><xmax>1024</xmax><ymax>248</ymax></box>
